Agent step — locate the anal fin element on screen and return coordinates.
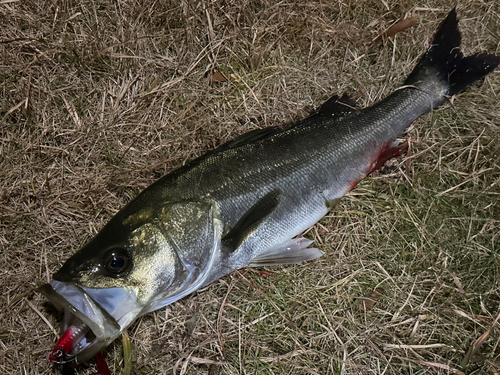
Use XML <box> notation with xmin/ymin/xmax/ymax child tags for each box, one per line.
<box><xmin>248</xmin><ymin>238</ymin><xmax>323</xmax><ymax>267</ymax></box>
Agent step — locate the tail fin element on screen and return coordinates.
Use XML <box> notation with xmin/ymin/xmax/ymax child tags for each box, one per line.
<box><xmin>404</xmin><ymin>9</ymin><xmax>499</xmax><ymax>96</ymax></box>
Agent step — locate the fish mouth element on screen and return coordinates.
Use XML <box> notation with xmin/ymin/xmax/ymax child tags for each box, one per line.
<box><xmin>40</xmin><ymin>281</ymin><xmax>137</xmax><ymax>364</ymax></box>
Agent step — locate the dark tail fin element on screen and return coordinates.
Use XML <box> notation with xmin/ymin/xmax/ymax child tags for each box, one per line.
<box><xmin>404</xmin><ymin>9</ymin><xmax>499</xmax><ymax>96</ymax></box>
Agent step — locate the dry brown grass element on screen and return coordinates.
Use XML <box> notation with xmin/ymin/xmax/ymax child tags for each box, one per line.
<box><xmin>1</xmin><ymin>1</ymin><xmax>500</xmax><ymax>374</ymax></box>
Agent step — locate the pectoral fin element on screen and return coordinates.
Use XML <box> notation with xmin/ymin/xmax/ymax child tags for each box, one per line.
<box><xmin>249</xmin><ymin>238</ymin><xmax>323</xmax><ymax>267</ymax></box>
<box><xmin>223</xmin><ymin>189</ymin><xmax>281</xmax><ymax>251</ymax></box>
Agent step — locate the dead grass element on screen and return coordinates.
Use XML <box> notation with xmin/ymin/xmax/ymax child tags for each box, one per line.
<box><xmin>1</xmin><ymin>0</ymin><xmax>499</xmax><ymax>374</ymax></box>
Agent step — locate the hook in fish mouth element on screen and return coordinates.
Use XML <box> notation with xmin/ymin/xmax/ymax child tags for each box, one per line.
<box><xmin>40</xmin><ymin>280</ymin><xmax>137</xmax><ymax>364</ymax></box>
<box><xmin>48</xmin><ymin>313</ymin><xmax>95</xmax><ymax>363</ymax></box>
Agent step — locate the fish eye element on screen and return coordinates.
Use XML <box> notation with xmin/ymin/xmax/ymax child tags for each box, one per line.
<box><xmin>104</xmin><ymin>248</ymin><xmax>131</xmax><ymax>275</ymax></box>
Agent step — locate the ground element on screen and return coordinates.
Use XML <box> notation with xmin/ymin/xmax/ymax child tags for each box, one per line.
<box><xmin>1</xmin><ymin>1</ymin><xmax>500</xmax><ymax>374</ymax></box>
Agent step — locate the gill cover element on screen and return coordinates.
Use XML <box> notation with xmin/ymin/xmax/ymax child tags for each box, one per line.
<box><xmin>135</xmin><ymin>200</ymin><xmax>224</xmax><ymax>313</ymax></box>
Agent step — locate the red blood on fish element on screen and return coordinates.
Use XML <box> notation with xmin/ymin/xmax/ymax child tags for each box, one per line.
<box><xmin>368</xmin><ymin>142</ymin><xmax>408</xmax><ymax>175</ymax></box>
<box><xmin>346</xmin><ymin>141</ymin><xmax>408</xmax><ymax>192</ymax></box>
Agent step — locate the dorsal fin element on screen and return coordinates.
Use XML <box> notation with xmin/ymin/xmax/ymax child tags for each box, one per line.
<box><xmin>309</xmin><ymin>93</ymin><xmax>357</xmax><ymax>119</ymax></box>
<box><xmin>222</xmin><ymin>189</ymin><xmax>281</xmax><ymax>251</ymax></box>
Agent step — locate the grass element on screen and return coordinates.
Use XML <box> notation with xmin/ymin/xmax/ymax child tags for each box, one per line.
<box><xmin>1</xmin><ymin>0</ymin><xmax>500</xmax><ymax>374</ymax></box>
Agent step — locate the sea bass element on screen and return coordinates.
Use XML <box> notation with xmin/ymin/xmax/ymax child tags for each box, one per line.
<box><xmin>41</xmin><ymin>9</ymin><xmax>499</xmax><ymax>365</ymax></box>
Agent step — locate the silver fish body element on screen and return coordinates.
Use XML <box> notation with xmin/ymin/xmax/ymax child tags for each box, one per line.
<box><xmin>41</xmin><ymin>10</ymin><xmax>499</xmax><ymax>364</ymax></box>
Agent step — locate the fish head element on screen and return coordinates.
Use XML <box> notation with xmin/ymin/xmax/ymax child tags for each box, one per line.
<box><xmin>41</xmin><ymin>199</ymin><xmax>222</xmax><ymax>364</ymax></box>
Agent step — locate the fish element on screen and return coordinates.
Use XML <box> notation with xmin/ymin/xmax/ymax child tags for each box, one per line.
<box><xmin>40</xmin><ymin>9</ymin><xmax>499</xmax><ymax>367</ymax></box>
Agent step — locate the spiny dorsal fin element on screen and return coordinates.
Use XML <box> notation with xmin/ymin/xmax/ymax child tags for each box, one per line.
<box><xmin>223</xmin><ymin>189</ymin><xmax>281</xmax><ymax>251</ymax></box>
<box><xmin>309</xmin><ymin>93</ymin><xmax>357</xmax><ymax>119</ymax></box>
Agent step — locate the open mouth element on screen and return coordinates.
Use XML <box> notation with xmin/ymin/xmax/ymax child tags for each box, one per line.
<box><xmin>40</xmin><ymin>281</ymin><xmax>123</xmax><ymax>364</ymax></box>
